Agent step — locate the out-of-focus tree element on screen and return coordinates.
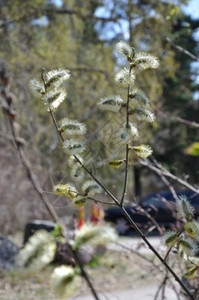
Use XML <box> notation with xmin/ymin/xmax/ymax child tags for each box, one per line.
<box><xmin>91</xmin><ymin>0</ymin><xmax>199</xmax><ymax>196</ymax></box>
<box><xmin>0</xmin><ymin>0</ymin><xmax>116</xmax><ymax>232</ymax></box>
<box><xmin>153</xmin><ymin>14</ymin><xmax>199</xmax><ymax>185</ymax></box>
<box><xmin>0</xmin><ymin>0</ymin><xmax>198</xmax><ymax>231</ymax></box>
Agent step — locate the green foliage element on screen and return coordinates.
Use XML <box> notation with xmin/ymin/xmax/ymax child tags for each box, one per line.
<box><xmin>185</xmin><ymin>142</ymin><xmax>199</xmax><ymax>156</ymax></box>
<box><xmin>152</xmin><ymin>13</ymin><xmax>199</xmax><ymax>183</ymax></box>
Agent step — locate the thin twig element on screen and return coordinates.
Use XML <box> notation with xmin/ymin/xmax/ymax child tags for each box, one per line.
<box><xmin>151</xmin><ymin>158</ymin><xmax>179</xmax><ymax>202</ymax></box>
<box><xmin>166</xmin><ymin>37</ymin><xmax>199</xmax><ymax>61</ymax></box>
<box><xmin>120</xmin><ymin>206</ymin><xmax>195</xmax><ymax>300</ymax></box>
<box><xmin>136</xmin><ymin>205</ymin><xmax>164</xmax><ymax>235</ymax></box>
<box><xmin>120</xmin><ymin>69</ymin><xmax>131</xmax><ymax>206</ymax></box>
<box><xmin>113</xmin><ymin>241</ymin><xmax>181</xmax><ymax>300</ymax></box>
<box><xmin>175</xmin><ymin>117</ymin><xmax>199</xmax><ymax>129</ymax></box>
<box><xmin>154</xmin><ymin>274</ymin><xmax>166</xmax><ymax>300</ymax></box>
<box><xmin>49</xmin><ymin>110</ymin><xmax>120</xmax><ymax>206</ymax></box>
<box><xmin>88</xmin><ymin>197</ymin><xmax>115</xmax><ymax>205</ymax></box>
<box><xmin>140</xmin><ymin>158</ymin><xmax>199</xmax><ymax>194</ymax></box>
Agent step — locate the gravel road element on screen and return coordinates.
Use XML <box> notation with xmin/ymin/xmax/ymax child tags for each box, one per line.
<box><xmin>73</xmin><ymin>285</ymin><xmax>179</xmax><ymax>300</ymax></box>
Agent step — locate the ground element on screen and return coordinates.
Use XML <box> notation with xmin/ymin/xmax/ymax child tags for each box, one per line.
<box><xmin>0</xmin><ymin>236</ymin><xmax>184</xmax><ymax>300</ymax></box>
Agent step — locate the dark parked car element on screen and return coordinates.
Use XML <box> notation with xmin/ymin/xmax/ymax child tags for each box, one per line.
<box><xmin>104</xmin><ymin>190</ymin><xmax>199</xmax><ymax>235</ymax></box>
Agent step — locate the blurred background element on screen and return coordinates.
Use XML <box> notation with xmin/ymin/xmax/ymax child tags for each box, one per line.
<box><xmin>0</xmin><ymin>0</ymin><xmax>198</xmax><ymax>233</ymax></box>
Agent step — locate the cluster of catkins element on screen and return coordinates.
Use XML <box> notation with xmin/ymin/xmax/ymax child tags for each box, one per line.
<box><xmin>30</xmin><ymin>41</ymin><xmax>159</xmax><ymax>209</ymax></box>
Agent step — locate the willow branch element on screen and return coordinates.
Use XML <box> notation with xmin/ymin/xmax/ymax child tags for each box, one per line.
<box><xmin>50</xmin><ymin>100</ymin><xmax>194</xmax><ymax>299</ymax></box>
<box><xmin>49</xmin><ymin>110</ymin><xmax>120</xmax><ymax>206</ymax></box>
<box><xmin>114</xmin><ymin>241</ymin><xmax>181</xmax><ymax>300</ymax></box>
<box><xmin>45</xmin><ymin>70</ymin><xmax>195</xmax><ymax>299</ymax></box>
<box><xmin>152</xmin><ymin>162</ymin><xmax>179</xmax><ymax>202</ymax></box>
<box><xmin>7</xmin><ymin>116</ymin><xmax>60</xmax><ymax>223</ymax></box>
<box><xmin>154</xmin><ymin>273</ymin><xmax>168</xmax><ymax>300</ymax></box>
<box><xmin>120</xmin><ymin>206</ymin><xmax>195</xmax><ymax>300</ymax></box>
<box><xmin>175</xmin><ymin>117</ymin><xmax>199</xmax><ymax>129</ymax></box>
<box><xmin>121</xmin><ymin>71</ymin><xmax>131</xmax><ymax>206</ymax></box>
<box><xmin>166</xmin><ymin>37</ymin><xmax>199</xmax><ymax>61</ymax></box>
<box><xmin>49</xmin><ymin>111</ymin><xmax>195</xmax><ymax>300</ymax></box>
<box><xmin>140</xmin><ymin>158</ymin><xmax>199</xmax><ymax>194</ymax></box>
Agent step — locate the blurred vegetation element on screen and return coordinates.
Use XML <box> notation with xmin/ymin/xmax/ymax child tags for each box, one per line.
<box><xmin>0</xmin><ymin>0</ymin><xmax>198</xmax><ymax>232</ymax></box>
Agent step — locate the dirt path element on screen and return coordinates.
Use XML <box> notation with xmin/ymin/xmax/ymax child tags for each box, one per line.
<box><xmin>73</xmin><ymin>285</ymin><xmax>179</xmax><ymax>300</ymax></box>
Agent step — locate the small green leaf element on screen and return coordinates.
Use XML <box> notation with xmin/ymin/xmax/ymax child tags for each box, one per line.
<box><xmin>51</xmin><ymin>224</ymin><xmax>63</xmax><ymax>239</ymax></box>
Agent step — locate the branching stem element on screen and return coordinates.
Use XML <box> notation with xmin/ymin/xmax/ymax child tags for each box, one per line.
<box><xmin>49</xmin><ymin>110</ymin><xmax>120</xmax><ymax>206</ymax></box>
<box><xmin>120</xmin><ymin>67</ymin><xmax>132</xmax><ymax>206</ymax></box>
<box><xmin>119</xmin><ymin>206</ymin><xmax>195</xmax><ymax>300</ymax></box>
<box><xmin>48</xmin><ymin>77</ymin><xmax>195</xmax><ymax>300</ymax></box>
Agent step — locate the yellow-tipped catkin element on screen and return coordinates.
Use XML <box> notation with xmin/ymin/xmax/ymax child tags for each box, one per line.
<box><xmin>53</xmin><ymin>183</ymin><xmax>77</xmax><ymax>200</ymax></box>
<box><xmin>73</xmin><ymin>223</ymin><xmax>118</xmax><ymax>250</ymax></box>
<box><xmin>163</xmin><ymin>231</ymin><xmax>179</xmax><ymax>247</ymax></box>
<box><xmin>16</xmin><ymin>230</ymin><xmax>56</xmax><ymax>270</ymax></box>
<box><xmin>59</xmin><ymin>118</ymin><xmax>86</xmax><ymax>135</ymax></box>
<box><xmin>116</xmin><ymin>123</ymin><xmax>138</xmax><ymax>144</ymax></box>
<box><xmin>176</xmin><ymin>195</ymin><xmax>195</xmax><ymax>221</ymax></box>
<box><xmin>131</xmin><ymin>52</ymin><xmax>159</xmax><ymax>70</ymax></box>
<box><xmin>51</xmin><ymin>265</ymin><xmax>78</xmax><ymax>299</ymax></box>
<box><xmin>114</xmin><ymin>68</ymin><xmax>136</xmax><ymax>88</ymax></box>
<box><xmin>131</xmin><ymin>107</ymin><xmax>155</xmax><ymax>122</ymax></box>
<box><xmin>184</xmin><ymin>267</ymin><xmax>197</xmax><ymax>279</ymax></box>
<box><xmin>29</xmin><ymin>78</ymin><xmax>45</xmax><ymax>95</ymax></box>
<box><xmin>82</xmin><ymin>180</ymin><xmax>102</xmax><ymax>197</ymax></box>
<box><xmin>46</xmin><ymin>69</ymin><xmax>70</xmax><ymax>88</ymax></box>
<box><xmin>129</xmin><ymin>89</ymin><xmax>149</xmax><ymax>106</ymax></box>
<box><xmin>98</xmin><ymin>95</ymin><xmax>123</xmax><ymax>112</ymax></box>
<box><xmin>53</xmin><ymin>184</ymin><xmax>70</xmax><ymax>196</ymax></box>
<box><xmin>184</xmin><ymin>221</ymin><xmax>199</xmax><ymax>239</ymax></box>
<box><xmin>132</xmin><ymin>145</ymin><xmax>153</xmax><ymax>158</ymax></box>
<box><xmin>115</xmin><ymin>40</ymin><xmax>133</xmax><ymax>58</ymax></box>
<box><xmin>42</xmin><ymin>89</ymin><xmax>67</xmax><ymax>112</ymax></box>
<box><xmin>70</xmin><ymin>164</ymin><xmax>85</xmax><ymax>182</ymax></box>
<box><xmin>178</xmin><ymin>238</ymin><xmax>198</xmax><ymax>256</ymax></box>
<box><xmin>73</xmin><ymin>195</ymin><xmax>87</xmax><ymax>208</ymax></box>
<box><xmin>65</xmin><ymin>184</ymin><xmax>78</xmax><ymax>200</ymax></box>
<box><xmin>109</xmin><ymin>160</ymin><xmax>124</xmax><ymax>169</ymax></box>
<box><xmin>63</xmin><ymin>140</ymin><xmax>86</xmax><ymax>155</ymax></box>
